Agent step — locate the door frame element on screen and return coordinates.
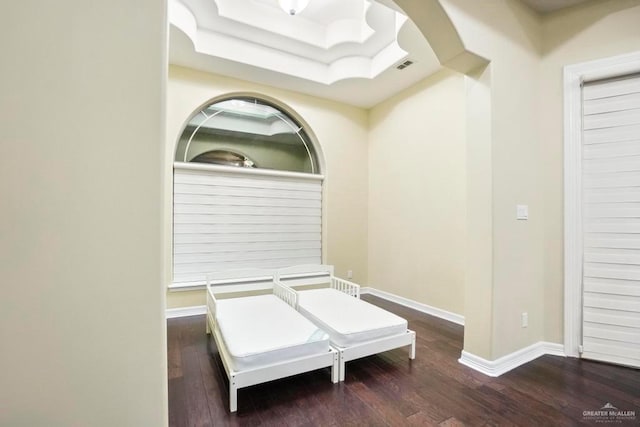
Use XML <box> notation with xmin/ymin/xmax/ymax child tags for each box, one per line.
<box><xmin>564</xmin><ymin>51</ymin><xmax>640</xmax><ymax>357</ymax></box>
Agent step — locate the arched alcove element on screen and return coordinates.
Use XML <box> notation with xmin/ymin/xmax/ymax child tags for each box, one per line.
<box><xmin>171</xmin><ymin>92</ymin><xmax>326</xmax><ymax>288</ymax></box>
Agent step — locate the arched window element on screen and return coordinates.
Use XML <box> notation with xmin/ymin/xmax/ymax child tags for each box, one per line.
<box><xmin>171</xmin><ymin>95</ymin><xmax>324</xmax><ymax>289</ymax></box>
<box><xmin>175</xmin><ymin>97</ymin><xmax>320</xmax><ymax>174</ymax></box>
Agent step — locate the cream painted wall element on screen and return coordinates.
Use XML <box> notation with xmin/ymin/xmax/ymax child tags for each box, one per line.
<box><xmin>165</xmin><ymin>66</ymin><xmax>369</xmax><ymax>308</ymax></box>
<box><xmin>368</xmin><ymin>69</ymin><xmax>466</xmax><ymax>316</ymax></box>
<box><xmin>440</xmin><ymin>0</ymin><xmax>546</xmax><ymax>359</ymax></box>
<box><xmin>463</xmin><ymin>65</ymin><xmax>495</xmax><ymax>358</ymax></box>
<box><xmin>539</xmin><ymin>0</ymin><xmax>640</xmax><ymax>343</ymax></box>
<box><xmin>429</xmin><ymin>0</ymin><xmax>640</xmax><ymax>359</ymax></box>
<box><xmin>0</xmin><ymin>1</ymin><xmax>167</xmax><ymax>426</ymax></box>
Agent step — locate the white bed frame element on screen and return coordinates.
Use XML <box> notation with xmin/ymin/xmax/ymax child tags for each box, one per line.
<box><xmin>205</xmin><ymin>268</ymin><xmax>339</xmax><ymax>413</ymax></box>
<box><xmin>276</xmin><ymin>264</ymin><xmax>416</xmax><ymax>382</ymax></box>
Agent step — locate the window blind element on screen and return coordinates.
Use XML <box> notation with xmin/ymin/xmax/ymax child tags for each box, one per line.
<box><xmin>581</xmin><ymin>73</ymin><xmax>640</xmax><ymax>368</ymax></box>
<box><xmin>173</xmin><ymin>162</ymin><xmax>323</xmax><ymax>287</ymax></box>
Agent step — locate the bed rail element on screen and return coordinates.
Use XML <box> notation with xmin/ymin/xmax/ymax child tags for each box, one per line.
<box><xmin>206</xmin><ymin>285</ymin><xmax>218</xmax><ymax>315</ymax></box>
<box><xmin>205</xmin><ymin>281</ymin><xmax>218</xmax><ymax>335</ymax></box>
<box><xmin>273</xmin><ymin>280</ymin><xmax>298</xmax><ymax>309</ymax></box>
<box><xmin>330</xmin><ymin>276</ymin><xmax>360</xmax><ymax>298</ymax></box>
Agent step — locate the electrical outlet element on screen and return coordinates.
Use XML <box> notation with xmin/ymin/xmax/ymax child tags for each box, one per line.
<box><xmin>521</xmin><ymin>312</ymin><xmax>528</xmax><ymax>328</ymax></box>
<box><xmin>347</xmin><ymin>270</ymin><xmax>353</xmax><ymax>279</ymax></box>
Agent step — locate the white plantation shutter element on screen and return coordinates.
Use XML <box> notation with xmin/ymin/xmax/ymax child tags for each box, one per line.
<box><xmin>582</xmin><ymin>74</ymin><xmax>640</xmax><ymax>368</ymax></box>
<box><xmin>173</xmin><ymin>162</ymin><xmax>322</xmax><ymax>287</ymax></box>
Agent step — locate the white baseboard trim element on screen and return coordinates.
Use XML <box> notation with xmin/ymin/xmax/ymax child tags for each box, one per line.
<box><xmin>459</xmin><ymin>341</ymin><xmax>566</xmax><ymax>377</ymax></box>
<box><xmin>361</xmin><ymin>287</ymin><xmax>465</xmax><ymax>326</ymax></box>
<box><xmin>166</xmin><ymin>305</ymin><xmax>206</xmax><ymax>319</ymax></box>
<box><xmin>542</xmin><ymin>342</ymin><xmax>566</xmax><ymax>357</ymax></box>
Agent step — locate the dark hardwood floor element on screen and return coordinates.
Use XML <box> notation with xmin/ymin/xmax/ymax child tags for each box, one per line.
<box><xmin>168</xmin><ymin>295</ymin><xmax>640</xmax><ymax>426</ymax></box>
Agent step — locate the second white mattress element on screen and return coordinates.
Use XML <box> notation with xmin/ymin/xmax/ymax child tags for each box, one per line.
<box><xmin>297</xmin><ymin>288</ymin><xmax>408</xmax><ymax>348</ymax></box>
<box><xmin>215</xmin><ymin>294</ymin><xmax>330</xmax><ymax>371</ymax></box>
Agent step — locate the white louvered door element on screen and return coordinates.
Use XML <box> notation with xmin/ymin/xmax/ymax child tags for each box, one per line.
<box><xmin>582</xmin><ymin>74</ymin><xmax>640</xmax><ymax>368</ymax></box>
<box><xmin>173</xmin><ymin>163</ymin><xmax>323</xmax><ymax>286</ymax></box>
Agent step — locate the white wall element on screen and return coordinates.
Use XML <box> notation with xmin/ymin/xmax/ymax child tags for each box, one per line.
<box><xmin>166</xmin><ymin>66</ymin><xmax>369</xmax><ymax>308</ymax></box>
<box><xmin>368</xmin><ymin>69</ymin><xmax>467</xmax><ymax>316</ymax></box>
<box><xmin>0</xmin><ymin>1</ymin><xmax>167</xmax><ymax>426</ymax></box>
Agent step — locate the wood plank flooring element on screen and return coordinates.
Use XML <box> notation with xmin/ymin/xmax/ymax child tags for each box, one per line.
<box><xmin>167</xmin><ymin>295</ymin><xmax>640</xmax><ymax>426</ymax></box>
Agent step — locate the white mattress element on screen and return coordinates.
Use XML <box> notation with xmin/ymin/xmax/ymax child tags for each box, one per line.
<box><xmin>297</xmin><ymin>288</ymin><xmax>408</xmax><ymax>348</ymax></box>
<box><xmin>215</xmin><ymin>294</ymin><xmax>330</xmax><ymax>371</ymax></box>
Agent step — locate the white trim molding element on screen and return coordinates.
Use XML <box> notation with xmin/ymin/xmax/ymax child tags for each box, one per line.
<box><xmin>459</xmin><ymin>342</ymin><xmax>565</xmax><ymax>377</ymax></box>
<box><xmin>564</xmin><ymin>50</ymin><xmax>640</xmax><ymax>358</ymax></box>
<box><xmin>166</xmin><ymin>305</ymin><xmax>207</xmax><ymax>319</ymax></box>
<box><xmin>361</xmin><ymin>287</ymin><xmax>465</xmax><ymax>326</ymax></box>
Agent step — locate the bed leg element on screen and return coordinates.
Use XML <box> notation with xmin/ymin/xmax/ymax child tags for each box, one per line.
<box><xmin>229</xmin><ymin>378</ymin><xmax>237</xmax><ymax>413</ymax></box>
<box><xmin>206</xmin><ymin>318</ymin><xmax>211</xmax><ymax>335</ymax></box>
<box><xmin>409</xmin><ymin>332</ymin><xmax>416</xmax><ymax>360</ymax></box>
<box><xmin>339</xmin><ymin>352</ymin><xmax>346</xmax><ymax>382</ymax></box>
<box><xmin>331</xmin><ymin>352</ymin><xmax>339</xmax><ymax>383</ymax></box>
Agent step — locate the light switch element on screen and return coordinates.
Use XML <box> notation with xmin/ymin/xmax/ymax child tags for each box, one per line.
<box><xmin>517</xmin><ymin>205</ymin><xmax>529</xmax><ymax>220</ymax></box>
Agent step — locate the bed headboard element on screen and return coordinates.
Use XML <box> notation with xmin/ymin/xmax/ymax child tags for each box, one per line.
<box><xmin>206</xmin><ymin>268</ymin><xmax>276</xmax><ymax>294</ymax></box>
<box><xmin>276</xmin><ymin>264</ymin><xmax>334</xmax><ymax>288</ymax></box>
<box><xmin>276</xmin><ymin>264</ymin><xmax>360</xmax><ymax>298</ymax></box>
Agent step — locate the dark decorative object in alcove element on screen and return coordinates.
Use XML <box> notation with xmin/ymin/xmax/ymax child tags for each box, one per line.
<box><xmin>191</xmin><ymin>149</ymin><xmax>257</xmax><ymax>168</ymax></box>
